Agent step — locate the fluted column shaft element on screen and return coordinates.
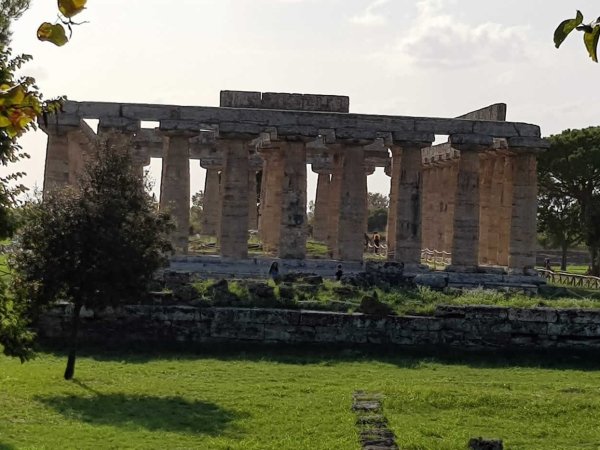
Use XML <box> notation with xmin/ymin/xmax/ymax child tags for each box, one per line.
<box><xmin>160</xmin><ymin>134</ymin><xmax>191</xmax><ymax>254</ymax></box>
<box><xmin>508</xmin><ymin>151</ymin><xmax>539</xmax><ymax>272</ymax></box>
<box><xmin>451</xmin><ymin>148</ymin><xmax>481</xmax><ymax>267</ymax></box>
<box><xmin>278</xmin><ymin>141</ymin><xmax>307</xmax><ymax>259</ymax></box>
<box><xmin>391</xmin><ymin>142</ymin><xmax>428</xmax><ymax>266</ymax></box>
<box><xmin>219</xmin><ymin>140</ymin><xmax>249</xmax><ymax>259</ymax></box>
<box><xmin>201</xmin><ymin>167</ymin><xmax>221</xmax><ymax>236</ymax></box>
<box><xmin>335</xmin><ymin>145</ymin><xmax>367</xmax><ymax>261</ymax></box>
<box><xmin>312</xmin><ymin>172</ymin><xmax>331</xmax><ymax>242</ymax></box>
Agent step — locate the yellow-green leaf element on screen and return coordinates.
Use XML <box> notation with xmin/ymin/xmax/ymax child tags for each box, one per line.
<box><xmin>58</xmin><ymin>0</ymin><xmax>87</xmax><ymax>18</ymax></box>
<box><xmin>554</xmin><ymin>10</ymin><xmax>584</xmax><ymax>48</ymax></box>
<box><xmin>584</xmin><ymin>26</ymin><xmax>600</xmax><ymax>62</ymax></box>
<box><xmin>0</xmin><ymin>115</ymin><xmax>11</xmax><ymax>127</ymax></box>
<box><xmin>37</xmin><ymin>22</ymin><xmax>68</xmax><ymax>46</ymax></box>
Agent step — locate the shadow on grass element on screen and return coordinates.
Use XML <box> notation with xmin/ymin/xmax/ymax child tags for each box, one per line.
<box><xmin>40</xmin><ymin>343</ymin><xmax>600</xmax><ymax>372</ymax></box>
<box><xmin>0</xmin><ymin>443</ymin><xmax>15</xmax><ymax>450</ymax></box>
<box><xmin>37</xmin><ymin>390</ymin><xmax>246</xmax><ymax>436</ymax></box>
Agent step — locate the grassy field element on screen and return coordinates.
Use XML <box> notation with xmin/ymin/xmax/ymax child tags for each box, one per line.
<box><xmin>1</xmin><ymin>349</ymin><xmax>600</xmax><ymax>449</ymax></box>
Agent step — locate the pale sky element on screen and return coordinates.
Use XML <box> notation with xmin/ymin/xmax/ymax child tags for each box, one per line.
<box><xmin>5</xmin><ymin>0</ymin><xmax>600</xmax><ymax>202</ymax></box>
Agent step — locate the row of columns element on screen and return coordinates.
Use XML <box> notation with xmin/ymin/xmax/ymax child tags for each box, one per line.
<box><xmin>42</xmin><ymin>125</ymin><xmax>540</xmax><ymax>273</ymax></box>
<box><xmin>421</xmin><ymin>146</ymin><xmax>539</xmax><ymax>271</ymax></box>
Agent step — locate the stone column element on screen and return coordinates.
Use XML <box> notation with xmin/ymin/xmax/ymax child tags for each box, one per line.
<box><xmin>478</xmin><ymin>155</ymin><xmax>494</xmax><ymax>265</ymax></box>
<box><xmin>328</xmin><ymin>152</ymin><xmax>342</xmax><ymax>256</ymax></box>
<box><xmin>312</xmin><ymin>170</ymin><xmax>331</xmax><ymax>242</ymax></box>
<box><xmin>385</xmin><ymin>159</ymin><xmax>397</xmax><ymax>257</ymax></box>
<box><xmin>43</xmin><ymin>126</ymin><xmax>78</xmax><ymax>196</ymax></box>
<box><xmin>248</xmin><ymin>170</ymin><xmax>258</xmax><ymax>231</ymax></box>
<box><xmin>450</xmin><ymin>145</ymin><xmax>484</xmax><ymax>269</ymax></box>
<box><xmin>508</xmin><ymin>150</ymin><xmax>540</xmax><ymax>272</ymax></box>
<box><xmin>390</xmin><ymin>141</ymin><xmax>430</xmax><ymax>267</ymax></box>
<box><xmin>259</xmin><ymin>146</ymin><xmax>284</xmax><ymax>253</ymax></box>
<box><xmin>200</xmin><ymin>161</ymin><xmax>222</xmax><ymax>236</ymax></box>
<box><xmin>160</xmin><ymin>133</ymin><xmax>191</xmax><ymax>255</ymax></box>
<box><xmin>443</xmin><ymin>163</ymin><xmax>458</xmax><ymax>255</ymax></box>
<box><xmin>335</xmin><ymin>144</ymin><xmax>367</xmax><ymax>261</ymax></box>
<box><xmin>487</xmin><ymin>156</ymin><xmax>504</xmax><ymax>265</ymax></box>
<box><xmin>278</xmin><ymin>141</ymin><xmax>307</xmax><ymax>259</ymax></box>
<box><xmin>219</xmin><ymin>139</ymin><xmax>249</xmax><ymax>259</ymax></box>
<box><xmin>363</xmin><ymin>165</ymin><xmax>376</xmax><ymax>235</ymax></box>
<box><xmin>421</xmin><ymin>167</ymin><xmax>434</xmax><ymax>252</ymax></box>
<box><xmin>497</xmin><ymin>156</ymin><xmax>513</xmax><ymax>267</ymax></box>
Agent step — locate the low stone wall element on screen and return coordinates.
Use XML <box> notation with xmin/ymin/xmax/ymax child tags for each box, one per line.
<box><xmin>38</xmin><ymin>305</ymin><xmax>600</xmax><ymax>351</ymax></box>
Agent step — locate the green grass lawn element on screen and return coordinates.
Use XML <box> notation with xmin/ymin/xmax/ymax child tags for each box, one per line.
<box><xmin>1</xmin><ymin>349</ymin><xmax>600</xmax><ymax>449</ymax></box>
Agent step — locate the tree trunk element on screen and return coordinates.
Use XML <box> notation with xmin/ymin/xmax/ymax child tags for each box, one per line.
<box><xmin>561</xmin><ymin>244</ymin><xmax>568</xmax><ymax>271</ymax></box>
<box><xmin>591</xmin><ymin>246</ymin><xmax>600</xmax><ymax>277</ymax></box>
<box><xmin>64</xmin><ymin>302</ymin><xmax>82</xmax><ymax>380</ymax></box>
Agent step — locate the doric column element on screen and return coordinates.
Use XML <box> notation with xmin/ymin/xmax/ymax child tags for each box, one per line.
<box><xmin>328</xmin><ymin>152</ymin><xmax>342</xmax><ymax>255</ymax></box>
<box><xmin>278</xmin><ymin>140</ymin><xmax>307</xmax><ymax>259</ymax></box>
<box><xmin>497</xmin><ymin>156</ymin><xmax>513</xmax><ymax>266</ymax></box>
<box><xmin>259</xmin><ymin>146</ymin><xmax>284</xmax><ymax>253</ymax></box>
<box><xmin>42</xmin><ymin>126</ymin><xmax>80</xmax><ymax>196</ymax></box>
<box><xmin>421</xmin><ymin>167</ymin><xmax>434</xmax><ymax>252</ymax></box>
<box><xmin>442</xmin><ymin>163</ymin><xmax>457</xmax><ymax>254</ymax></box>
<box><xmin>247</xmin><ymin>156</ymin><xmax>263</xmax><ymax>231</ymax></box>
<box><xmin>200</xmin><ymin>160</ymin><xmax>222</xmax><ymax>236</ymax></box>
<box><xmin>160</xmin><ymin>133</ymin><xmax>191</xmax><ymax>255</ymax></box>
<box><xmin>390</xmin><ymin>140</ymin><xmax>432</xmax><ymax>267</ymax></box>
<box><xmin>219</xmin><ymin>139</ymin><xmax>249</xmax><ymax>259</ymax></box>
<box><xmin>508</xmin><ymin>150</ymin><xmax>540</xmax><ymax>272</ymax></box>
<box><xmin>312</xmin><ymin>169</ymin><xmax>331</xmax><ymax>242</ymax></box>
<box><xmin>478</xmin><ymin>155</ymin><xmax>494</xmax><ymax>265</ymax></box>
<box><xmin>385</xmin><ymin>160</ymin><xmax>396</xmax><ymax>256</ymax></box>
<box><xmin>487</xmin><ymin>156</ymin><xmax>505</xmax><ymax>265</ymax></box>
<box><xmin>363</xmin><ymin>164</ymin><xmax>376</xmax><ymax>235</ymax></box>
<box><xmin>335</xmin><ymin>144</ymin><xmax>367</xmax><ymax>261</ymax></box>
<box><xmin>448</xmin><ymin>136</ymin><xmax>491</xmax><ymax>269</ymax></box>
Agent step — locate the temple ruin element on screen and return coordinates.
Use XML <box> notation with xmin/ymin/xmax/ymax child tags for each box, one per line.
<box><xmin>41</xmin><ymin>91</ymin><xmax>548</xmax><ymax>275</ymax></box>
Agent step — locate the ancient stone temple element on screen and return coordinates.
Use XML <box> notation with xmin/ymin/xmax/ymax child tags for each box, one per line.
<box><xmin>41</xmin><ymin>91</ymin><xmax>548</xmax><ymax>275</ymax></box>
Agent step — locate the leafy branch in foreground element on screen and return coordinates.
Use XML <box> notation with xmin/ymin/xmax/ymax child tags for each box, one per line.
<box><xmin>555</xmin><ymin>10</ymin><xmax>600</xmax><ymax>62</ymax></box>
<box><xmin>37</xmin><ymin>0</ymin><xmax>88</xmax><ymax>47</ymax></box>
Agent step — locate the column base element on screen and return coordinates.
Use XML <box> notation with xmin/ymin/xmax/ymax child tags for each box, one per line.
<box><xmin>445</xmin><ymin>265</ymin><xmax>480</xmax><ymax>273</ymax></box>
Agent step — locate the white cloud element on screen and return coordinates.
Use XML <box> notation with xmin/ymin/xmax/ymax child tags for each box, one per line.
<box><xmin>350</xmin><ymin>0</ymin><xmax>389</xmax><ymax>27</ymax></box>
<box><xmin>395</xmin><ymin>0</ymin><xmax>530</xmax><ymax>68</ymax></box>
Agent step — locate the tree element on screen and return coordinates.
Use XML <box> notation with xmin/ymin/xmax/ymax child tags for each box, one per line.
<box><xmin>368</xmin><ymin>208</ymin><xmax>387</xmax><ymax>233</ymax></box>
<box><xmin>190</xmin><ymin>190</ymin><xmax>204</xmax><ymax>234</ymax></box>
<box><xmin>37</xmin><ymin>0</ymin><xmax>88</xmax><ymax>46</ymax></box>
<box><xmin>540</xmin><ymin>127</ymin><xmax>600</xmax><ymax>275</ymax></box>
<box><xmin>555</xmin><ymin>10</ymin><xmax>600</xmax><ymax>62</ymax></box>
<box><xmin>11</xmin><ymin>143</ymin><xmax>173</xmax><ymax>379</ymax></box>
<box><xmin>537</xmin><ymin>194</ymin><xmax>582</xmax><ymax>271</ymax></box>
<box><xmin>367</xmin><ymin>192</ymin><xmax>389</xmax><ymax>211</ymax></box>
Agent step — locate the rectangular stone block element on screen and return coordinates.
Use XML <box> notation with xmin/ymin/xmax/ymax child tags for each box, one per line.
<box><xmin>300</xmin><ymin>311</ymin><xmax>356</xmax><ymax>327</ymax></box>
<box><xmin>220</xmin><ymin>91</ymin><xmax>262</xmax><ymax>108</ymax></box>
<box><xmin>510</xmin><ymin>321</ymin><xmax>548</xmax><ymax>335</ymax></box>
<box><xmin>508</xmin><ymin>308</ymin><xmax>557</xmax><ymax>323</ymax></box>
<box><xmin>301</xmin><ymin>94</ymin><xmax>350</xmax><ymax>113</ymax></box>
<box><xmin>548</xmin><ymin>323</ymin><xmax>600</xmax><ymax>337</ymax></box>
<box><xmin>557</xmin><ymin>309</ymin><xmax>600</xmax><ymax>324</ymax></box>
<box><xmin>262</xmin><ymin>92</ymin><xmax>304</xmax><ymax>111</ymax></box>
<box><xmin>232</xmin><ymin>308</ymin><xmax>301</xmax><ymax>326</ymax></box>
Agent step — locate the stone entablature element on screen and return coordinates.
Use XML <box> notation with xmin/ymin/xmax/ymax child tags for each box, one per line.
<box><xmin>39</xmin><ymin>304</ymin><xmax>600</xmax><ymax>351</ymax></box>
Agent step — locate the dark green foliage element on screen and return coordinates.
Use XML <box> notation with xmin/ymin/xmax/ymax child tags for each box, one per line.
<box><xmin>368</xmin><ymin>208</ymin><xmax>388</xmax><ymax>233</ymax></box>
<box><xmin>10</xmin><ymin>144</ymin><xmax>173</xmax><ymax>376</ymax></box>
<box><xmin>541</xmin><ymin>127</ymin><xmax>600</xmax><ymax>275</ymax></box>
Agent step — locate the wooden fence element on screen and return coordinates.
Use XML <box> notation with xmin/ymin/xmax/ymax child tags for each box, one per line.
<box><xmin>538</xmin><ymin>269</ymin><xmax>600</xmax><ymax>290</ymax></box>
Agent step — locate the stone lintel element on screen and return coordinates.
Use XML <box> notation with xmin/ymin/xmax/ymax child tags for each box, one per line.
<box><xmin>507</xmin><ymin>137</ymin><xmax>550</xmax><ymax>150</ymax></box>
<box><xmin>62</xmin><ymin>100</ymin><xmax>543</xmax><ymax>140</ymax></box>
<box><xmin>200</xmin><ymin>158</ymin><xmax>224</xmax><ymax>170</ymax></box>
<box><xmin>392</xmin><ymin>133</ymin><xmax>435</xmax><ymax>146</ymax></box>
<box><xmin>39</xmin><ymin>122</ymin><xmax>80</xmax><ymax>136</ymax></box>
<box><xmin>98</xmin><ymin>117</ymin><xmax>139</xmax><ymax>132</ymax></box>
<box><xmin>450</xmin><ymin>134</ymin><xmax>494</xmax><ymax>148</ymax></box>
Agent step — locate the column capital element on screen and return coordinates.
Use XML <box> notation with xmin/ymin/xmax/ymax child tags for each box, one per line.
<box><xmin>200</xmin><ymin>158</ymin><xmax>224</xmax><ymax>170</ymax></box>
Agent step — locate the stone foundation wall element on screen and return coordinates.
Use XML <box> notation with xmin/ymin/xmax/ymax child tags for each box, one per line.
<box><xmin>39</xmin><ymin>305</ymin><xmax>600</xmax><ymax>351</ymax></box>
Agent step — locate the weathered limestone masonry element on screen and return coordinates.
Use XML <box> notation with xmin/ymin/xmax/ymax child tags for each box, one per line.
<box><xmin>41</xmin><ymin>92</ymin><xmax>548</xmax><ymax>277</ymax></box>
<box><xmin>39</xmin><ymin>304</ymin><xmax>600</xmax><ymax>351</ymax></box>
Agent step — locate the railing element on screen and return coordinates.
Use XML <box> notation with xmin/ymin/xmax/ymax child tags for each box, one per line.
<box><xmin>538</xmin><ymin>268</ymin><xmax>600</xmax><ymax>290</ymax></box>
<box><xmin>421</xmin><ymin>248</ymin><xmax>451</xmax><ymax>268</ymax></box>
